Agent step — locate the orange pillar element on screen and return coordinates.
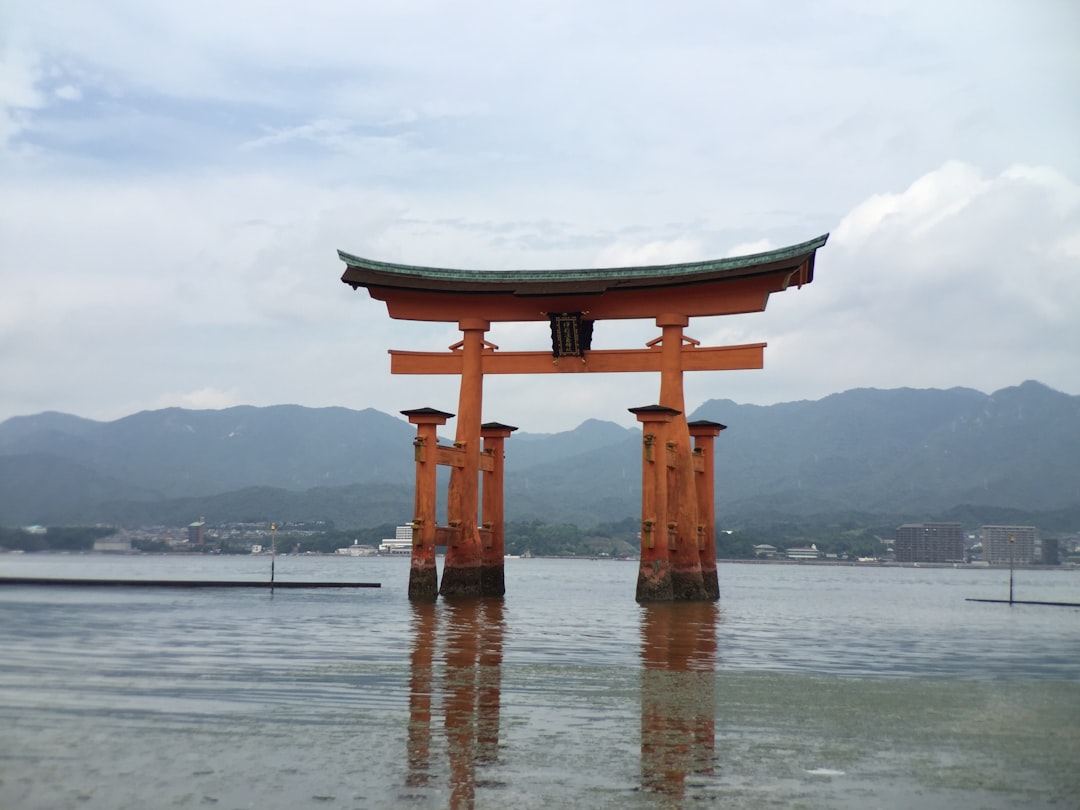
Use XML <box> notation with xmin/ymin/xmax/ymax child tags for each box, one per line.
<box><xmin>480</xmin><ymin>422</ymin><xmax>516</xmax><ymax>597</ymax></box>
<box><xmin>656</xmin><ymin>314</ymin><xmax>707</xmax><ymax>601</ymax></box>
<box><xmin>442</xmin><ymin>318</ymin><xmax>489</xmax><ymax>598</ymax></box>
<box><xmin>403</xmin><ymin>407</ymin><xmax>452</xmax><ymax>601</ymax></box>
<box><xmin>631</xmin><ymin>405</ymin><xmax>678</xmax><ymax>602</ymax></box>
<box><xmin>689</xmin><ymin>420</ymin><xmax>726</xmax><ymax>601</ymax></box>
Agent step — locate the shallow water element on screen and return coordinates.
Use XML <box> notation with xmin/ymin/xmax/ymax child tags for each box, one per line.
<box><xmin>1</xmin><ymin>554</ymin><xmax>1078</xmax><ymax>808</ymax></box>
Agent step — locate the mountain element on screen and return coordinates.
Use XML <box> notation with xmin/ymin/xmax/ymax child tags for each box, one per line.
<box><xmin>694</xmin><ymin>380</ymin><xmax>1080</xmax><ymax>517</ymax></box>
<box><xmin>0</xmin><ymin>404</ymin><xmax>416</xmax><ymax>498</ymax></box>
<box><xmin>1</xmin><ymin>381</ymin><xmax>1078</xmax><ymax>531</ymax></box>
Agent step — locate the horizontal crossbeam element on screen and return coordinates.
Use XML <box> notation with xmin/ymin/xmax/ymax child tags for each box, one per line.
<box><xmin>389</xmin><ymin>343</ymin><xmax>765</xmax><ymax>375</ymax></box>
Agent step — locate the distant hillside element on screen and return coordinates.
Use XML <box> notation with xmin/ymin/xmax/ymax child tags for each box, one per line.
<box><xmin>694</xmin><ymin>380</ymin><xmax>1080</xmax><ymax>517</ymax></box>
<box><xmin>1</xmin><ymin>382</ymin><xmax>1078</xmax><ymax>533</ymax></box>
<box><xmin>0</xmin><ymin>405</ymin><xmax>416</xmax><ymax>498</ymax></box>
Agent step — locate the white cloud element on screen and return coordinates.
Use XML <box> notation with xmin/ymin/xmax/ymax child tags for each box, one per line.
<box><xmin>592</xmin><ymin>239</ymin><xmax>704</xmax><ymax>268</ymax></box>
<box><xmin>151</xmin><ymin>387</ymin><xmax>241</xmax><ymax>412</ymax></box>
<box><xmin>727</xmin><ymin>239</ymin><xmax>776</xmax><ymax>257</ymax></box>
<box><xmin>1</xmin><ymin>2</ymin><xmax>1078</xmax><ymax>432</ymax></box>
<box><xmin>0</xmin><ymin>46</ymin><xmax>44</xmax><ymax>145</ymax></box>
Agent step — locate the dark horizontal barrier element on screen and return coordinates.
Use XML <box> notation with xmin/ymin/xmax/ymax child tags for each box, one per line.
<box><xmin>0</xmin><ymin>577</ymin><xmax>380</xmax><ymax>589</ymax></box>
<box><xmin>965</xmin><ymin>598</ymin><xmax>1079</xmax><ymax>608</ymax></box>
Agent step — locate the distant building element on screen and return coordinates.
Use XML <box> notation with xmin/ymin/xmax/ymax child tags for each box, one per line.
<box><xmin>981</xmin><ymin>526</ymin><xmax>1037</xmax><ymax>566</ymax></box>
<box><xmin>379</xmin><ymin>525</ymin><xmax>413</xmax><ymax>555</ymax></box>
<box><xmin>93</xmin><ymin>538</ymin><xmax>132</xmax><ymax>553</ymax></box>
<box><xmin>786</xmin><ymin>544</ymin><xmax>822</xmax><ymax>560</ymax></box>
<box><xmin>188</xmin><ymin>518</ymin><xmax>206</xmax><ymax>545</ymax></box>
<box><xmin>753</xmin><ymin>544</ymin><xmax>778</xmax><ymax>559</ymax></box>
<box><xmin>336</xmin><ymin>540</ymin><xmax>377</xmax><ymax>557</ymax></box>
<box><xmin>894</xmin><ymin>523</ymin><xmax>964</xmax><ymax>563</ymax></box>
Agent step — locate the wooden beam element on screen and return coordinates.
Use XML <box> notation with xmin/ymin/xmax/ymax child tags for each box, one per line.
<box><xmin>389</xmin><ymin>343</ymin><xmax>765</xmax><ymax>375</ymax></box>
<box><xmin>433</xmin><ymin>443</ymin><xmax>495</xmax><ymax>471</ymax></box>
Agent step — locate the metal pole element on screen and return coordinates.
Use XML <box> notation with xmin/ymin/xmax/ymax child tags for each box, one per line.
<box><xmin>1008</xmin><ymin>534</ymin><xmax>1014</xmax><ymax>605</ymax></box>
<box><xmin>271</xmin><ymin>522</ymin><xmax>277</xmax><ymax>587</ymax></box>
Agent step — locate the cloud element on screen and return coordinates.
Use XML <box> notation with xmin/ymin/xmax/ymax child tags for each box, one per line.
<box><xmin>592</xmin><ymin>239</ymin><xmax>704</xmax><ymax>269</ymax></box>
<box><xmin>1</xmin><ymin>2</ymin><xmax>1078</xmax><ymax>432</ymax></box>
<box><xmin>150</xmin><ymin>387</ymin><xmax>241</xmax><ymax>412</ymax></box>
<box><xmin>0</xmin><ymin>46</ymin><xmax>44</xmax><ymax>146</ymax></box>
<box><xmin>735</xmin><ymin>161</ymin><xmax>1080</xmax><ymax>404</ymax></box>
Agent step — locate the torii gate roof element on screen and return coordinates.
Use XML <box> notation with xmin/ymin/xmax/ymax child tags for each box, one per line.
<box><xmin>339</xmin><ymin>233</ymin><xmax>827</xmax><ymax>322</ymax></box>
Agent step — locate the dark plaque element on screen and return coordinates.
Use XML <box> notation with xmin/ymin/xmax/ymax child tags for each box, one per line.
<box><xmin>548</xmin><ymin>312</ymin><xmax>594</xmax><ymax>359</ymax></box>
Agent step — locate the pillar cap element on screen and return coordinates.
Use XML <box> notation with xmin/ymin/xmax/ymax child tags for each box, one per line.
<box><xmin>688</xmin><ymin>419</ymin><xmax>727</xmax><ymax>435</ymax></box>
<box><xmin>629</xmin><ymin>404</ymin><xmax>681</xmax><ymax>422</ymax></box>
<box><xmin>401</xmin><ymin>406</ymin><xmax>455</xmax><ymax>425</ymax></box>
<box><xmin>481</xmin><ymin>421</ymin><xmax>519</xmax><ymax>434</ymax></box>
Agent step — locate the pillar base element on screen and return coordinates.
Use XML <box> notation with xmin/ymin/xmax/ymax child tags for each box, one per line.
<box><xmin>671</xmin><ymin>569</ymin><xmax>709</xmax><ymax>601</ymax></box>
<box><xmin>636</xmin><ymin>561</ymin><xmax>674</xmax><ymax>602</ymax></box>
<box><xmin>408</xmin><ymin>566</ymin><xmax>439</xmax><ymax>602</ymax></box>
<box><xmin>479</xmin><ymin>564</ymin><xmax>505</xmax><ymax>597</ymax></box>
<box><xmin>701</xmin><ymin>569</ymin><xmax>719</xmax><ymax>601</ymax></box>
<box><xmin>440</xmin><ymin>564</ymin><xmax>483</xmax><ymax>598</ymax></box>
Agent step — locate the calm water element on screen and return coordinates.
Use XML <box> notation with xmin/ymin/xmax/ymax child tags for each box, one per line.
<box><xmin>1</xmin><ymin>554</ymin><xmax>1078</xmax><ymax>809</ymax></box>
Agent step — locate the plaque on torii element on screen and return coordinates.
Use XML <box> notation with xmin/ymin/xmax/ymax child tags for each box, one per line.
<box><xmin>340</xmin><ymin>234</ymin><xmax>828</xmax><ymax>601</ymax></box>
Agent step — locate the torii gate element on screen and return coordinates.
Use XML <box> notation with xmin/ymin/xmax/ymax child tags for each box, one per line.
<box><xmin>339</xmin><ymin>234</ymin><xmax>827</xmax><ymax>602</ymax></box>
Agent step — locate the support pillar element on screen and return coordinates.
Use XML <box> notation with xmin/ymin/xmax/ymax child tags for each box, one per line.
<box><xmin>630</xmin><ymin>405</ymin><xmax>679</xmax><ymax>602</ymax></box>
<box><xmin>442</xmin><ymin>318</ymin><xmax>489</xmax><ymax>598</ymax></box>
<box><xmin>480</xmin><ymin>422</ymin><xmax>517</xmax><ymax>597</ymax></box>
<box><xmin>689</xmin><ymin>420</ymin><xmax>726</xmax><ymax>601</ymax></box>
<box><xmin>402</xmin><ymin>407</ymin><xmax>453</xmax><ymax>601</ymax></box>
<box><xmin>655</xmin><ymin>314</ymin><xmax>707</xmax><ymax>600</ymax></box>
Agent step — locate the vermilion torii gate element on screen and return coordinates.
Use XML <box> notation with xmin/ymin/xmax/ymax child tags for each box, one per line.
<box><xmin>339</xmin><ymin>234</ymin><xmax>827</xmax><ymax>602</ymax></box>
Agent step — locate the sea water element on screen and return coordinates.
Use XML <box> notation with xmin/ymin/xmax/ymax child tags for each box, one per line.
<box><xmin>1</xmin><ymin>554</ymin><xmax>1077</xmax><ymax>809</ymax></box>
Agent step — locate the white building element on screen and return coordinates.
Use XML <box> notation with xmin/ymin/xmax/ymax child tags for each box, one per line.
<box><xmin>379</xmin><ymin>525</ymin><xmax>414</xmax><ymax>555</ymax></box>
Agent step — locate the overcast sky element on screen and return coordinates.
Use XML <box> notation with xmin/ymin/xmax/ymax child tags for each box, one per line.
<box><xmin>2</xmin><ymin>1</ymin><xmax>1078</xmax><ymax>433</ymax></box>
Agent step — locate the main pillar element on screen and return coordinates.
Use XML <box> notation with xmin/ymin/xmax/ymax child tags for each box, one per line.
<box><xmin>441</xmin><ymin>318</ymin><xmax>489</xmax><ymax>598</ymax></box>
<box><xmin>689</xmin><ymin>420</ymin><xmax>726</xmax><ymax>601</ymax></box>
<box><xmin>480</xmin><ymin>422</ymin><xmax>516</xmax><ymax>596</ymax></box>
<box><xmin>631</xmin><ymin>405</ymin><xmax>678</xmax><ymax>602</ymax></box>
<box><xmin>655</xmin><ymin>314</ymin><xmax>708</xmax><ymax>600</ymax></box>
<box><xmin>403</xmin><ymin>407</ymin><xmax>453</xmax><ymax>601</ymax></box>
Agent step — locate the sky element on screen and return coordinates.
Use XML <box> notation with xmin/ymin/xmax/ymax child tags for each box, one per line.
<box><xmin>2</xmin><ymin>1</ymin><xmax>1078</xmax><ymax>434</ymax></box>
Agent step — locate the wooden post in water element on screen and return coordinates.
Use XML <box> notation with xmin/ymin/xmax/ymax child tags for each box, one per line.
<box><xmin>1009</xmin><ymin>533</ymin><xmax>1015</xmax><ymax>605</ymax></box>
<box><xmin>480</xmin><ymin>422</ymin><xmax>516</xmax><ymax>597</ymax></box>
<box><xmin>442</xmin><ymin>319</ymin><xmax>488</xmax><ymax>599</ymax></box>
<box><xmin>270</xmin><ymin>522</ymin><xmax>276</xmax><ymax>589</ymax></box>
<box><xmin>689</xmin><ymin>420</ymin><xmax>726</xmax><ymax>601</ymax></box>
<box><xmin>631</xmin><ymin>405</ymin><xmax>679</xmax><ymax>602</ymax></box>
<box><xmin>655</xmin><ymin>314</ymin><xmax>708</xmax><ymax>601</ymax></box>
<box><xmin>403</xmin><ymin>407</ymin><xmax>454</xmax><ymax>602</ymax></box>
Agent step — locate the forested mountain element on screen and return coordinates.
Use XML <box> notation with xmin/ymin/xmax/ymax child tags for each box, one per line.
<box><xmin>1</xmin><ymin>381</ymin><xmax>1077</xmax><ymax>532</ymax></box>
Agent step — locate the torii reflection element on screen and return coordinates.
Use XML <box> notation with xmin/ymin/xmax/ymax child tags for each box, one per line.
<box><xmin>639</xmin><ymin>601</ymin><xmax>719</xmax><ymax>800</ymax></box>
<box><xmin>406</xmin><ymin>598</ymin><xmax>505</xmax><ymax>809</ymax></box>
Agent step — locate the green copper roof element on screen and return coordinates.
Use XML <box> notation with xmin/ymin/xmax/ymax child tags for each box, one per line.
<box><xmin>339</xmin><ymin>234</ymin><xmax>828</xmax><ymax>293</ymax></box>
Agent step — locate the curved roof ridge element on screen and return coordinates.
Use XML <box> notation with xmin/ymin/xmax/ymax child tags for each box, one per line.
<box><xmin>338</xmin><ymin>233</ymin><xmax>828</xmax><ymax>283</ymax></box>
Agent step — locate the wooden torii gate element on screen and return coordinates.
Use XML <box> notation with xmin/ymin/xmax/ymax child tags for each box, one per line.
<box><xmin>339</xmin><ymin>234</ymin><xmax>828</xmax><ymax>602</ymax></box>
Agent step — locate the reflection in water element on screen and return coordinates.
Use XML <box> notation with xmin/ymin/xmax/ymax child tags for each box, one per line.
<box><xmin>407</xmin><ymin>602</ymin><xmax>437</xmax><ymax>789</ymax></box>
<box><xmin>407</xmin><ymin>598</ymin><xmax>505</xmax><ymax>808</ymax></box>
<box><xmin>640</xmin><ymin>601</ymin><xmax>719</xmax><ymax>801</ymax></box>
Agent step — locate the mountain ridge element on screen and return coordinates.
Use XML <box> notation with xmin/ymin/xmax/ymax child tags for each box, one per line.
<box><xmin>2</xmin><ymin>381</ymin><xmax>1077</xmax><ymax>531</ymax></box>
